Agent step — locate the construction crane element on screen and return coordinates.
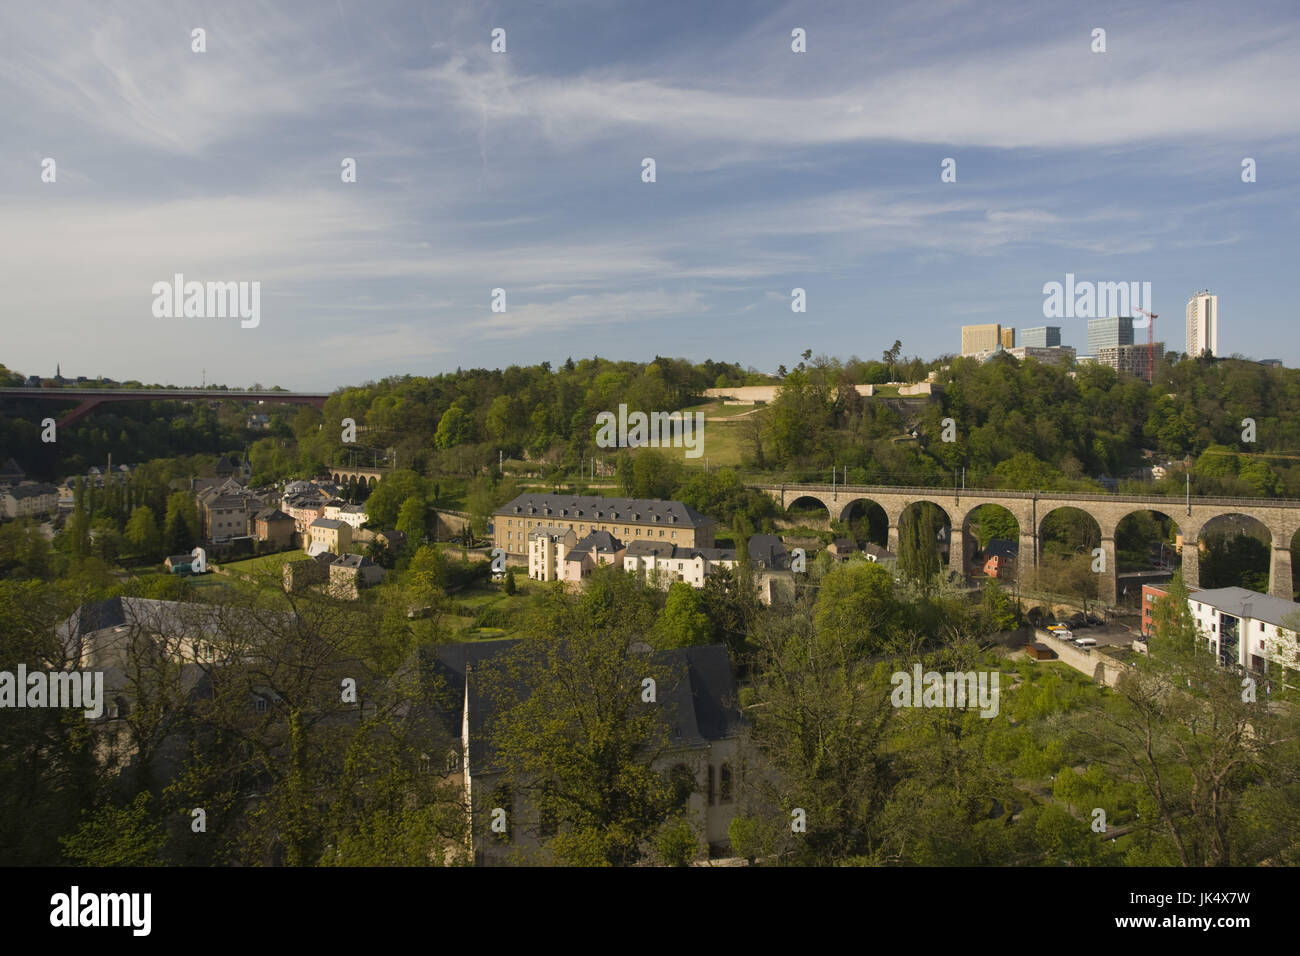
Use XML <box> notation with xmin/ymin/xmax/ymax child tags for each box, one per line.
<box><xmin>1134</xmin><ymin>308</ymin><xmax>1157</xmax><ymax>382</ymax></box>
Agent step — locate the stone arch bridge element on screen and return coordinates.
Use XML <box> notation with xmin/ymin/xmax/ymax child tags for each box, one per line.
<box><xmin>330</xmin><ymin>466</ymin><xmax>390</xmax><ymax>487</ymax></box>
<box><xmin>756</xmin><ymin>483</ymin><xmax>1300</xmax><ymax>602</ymax></box>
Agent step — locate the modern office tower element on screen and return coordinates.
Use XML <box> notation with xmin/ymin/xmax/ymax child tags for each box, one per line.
<box><xmin>961</xmin><ymin>324</ymin><xmax>1002</xmax><ymax>356</ymax></box>
<box><xmin>1087</xmin><ymin>316</ymin><xmax>1135</xmax><ymax>355</ymax></box>
<box><xmin>1186</xmin><ymin>291</ymin><xmax>1218</xmax><ymax>357</ymax></box>
<box><xmin>1022</xmin><ymin>326</ymin><xmax>1061</xmax><ymax>348</ymax></box>
<box><xmin>1001</xmin><ymin>327</ymin><xmax>1015</xmax><ymax>349</ymax></box>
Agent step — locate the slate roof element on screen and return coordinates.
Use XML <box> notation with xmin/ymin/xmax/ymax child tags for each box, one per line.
<box><xmin>310</xmin><ymin>517</ymin><xmax>344</xmax><ymax>529</ymax></box>
<box><xmin>566</xmin><ymin>530</ymin><xmax>623</xmax><ymax>558</ymax></box>
<box><xmin>984</xmin><ymin>539</ymin><xmax>1019</xmax><ymax>561</ymax></box>
<box><xmin>623</xmin><ymin>540</ymin><xmax>676</xmax><ymax>558</ymax></box>
<box><xmin>255</xmin><ymin>508</ymin><xmax>293</xmax><ymax>522</ymax></box>
<box><xmin>747</xmin><ymin>533</ymin><xmax>790</xmax><ymax>569</ymax></box>
<box><xmin>497</xmin><ymin>493</ymin><xmax>712</xmax><ymax>527</ymax></box>
<box><xmin>1190</xmin><ymin>587</ymin><xmax>1300</xmax><ymax>630</ymax></box>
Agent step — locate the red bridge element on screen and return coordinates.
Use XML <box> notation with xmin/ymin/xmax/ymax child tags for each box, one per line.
<box><xmin>0</xmin><ymin>387</ymin><xmax>329</xmax><ymax>426</ymax></box>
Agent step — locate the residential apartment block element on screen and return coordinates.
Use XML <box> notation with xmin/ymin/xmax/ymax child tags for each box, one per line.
<box><xmin>1144</xmin><ymin>584</ymin><xmax>1300</xmax><ymax>684</ymax></box>
<box><xmin>1096</xmin><ymin>342</ymin><xmax>1163</xmax><ymax>380</ymax></box>
<box><xmin>0</xmin><ymin>481</ymin><xmax>59</xmax><ymax>520</ymax></box>
<box><xmin>496</xmin><ymin>494</ymin><xmax>715</xmax><ymax>559</ymax></box>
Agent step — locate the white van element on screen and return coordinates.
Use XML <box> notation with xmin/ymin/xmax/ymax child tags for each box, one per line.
<box><xmin>1073</xmin><ymin>636</ymin><xmax>1097</xmax><ymax>647</ymax></box>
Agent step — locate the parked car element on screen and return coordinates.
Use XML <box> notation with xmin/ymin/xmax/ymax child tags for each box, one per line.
<box><xmin>1073</xmin><ymin>636</ymin><xmax>1098</xmax><ymax>647</ymax></box>
<box><xmin>1086</xmin><ymin>615</ymin><xmax>1104</xmax><ymax>626</ymax></box>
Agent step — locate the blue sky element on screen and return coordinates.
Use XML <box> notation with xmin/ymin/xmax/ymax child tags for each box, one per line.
<box><xmin>3</xmin><ymin>0</ymin><xmax>1298</xmax><ymax>390</ymax></box>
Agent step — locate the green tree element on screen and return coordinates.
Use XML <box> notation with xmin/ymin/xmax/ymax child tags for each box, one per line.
<box><xmin>396</xmin><ymin>496</ymin><xmax>427</xmax><ymax>546</ymax></box>
<box><xmin>654</xmin><ymin>582</ymin><xmax>712</xmax><ymax>648</ymax></box>
<box><xmin>481</xmin><ymin>565</ymin><xmax>680</xmax><ymax>866</ymax></box>
<box><xmin>897</xmin><ymin>503</ymin><xmax>942</xmax><ymax>591</ymax></box>
<box><xmin>124</xmin><ymin>506</ymin><xmax>161</xmax><ymax>561</ymax></box>
<box><xmin>59</xmin><ymin>792</ymin><xmax>168</xmax><ymax>866</ymax></box>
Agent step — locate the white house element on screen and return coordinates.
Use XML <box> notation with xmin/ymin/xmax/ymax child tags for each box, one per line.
<box><xmin>1187</xmin><ymin>586</ymin><xmax>1300</xmax><ymax>679</ymax></box>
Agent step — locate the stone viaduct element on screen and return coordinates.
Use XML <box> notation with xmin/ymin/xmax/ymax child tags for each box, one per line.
<box><xmin>755</xmin><ymin>483</ymin><xmax>1300</xmax><ymax>603</ymax></box>
<box><xmin>329</xmin><ymin>466</ymin><xmax>390</xmax><ymax>488</ymax></box>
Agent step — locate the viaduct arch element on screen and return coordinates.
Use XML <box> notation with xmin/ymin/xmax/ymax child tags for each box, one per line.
<box><xmin>330</xmin><ymin>466</ymin><xmax>390</xmax><ymax>487</ymax></box>
<box><xmin>756</xmin><ymin>483</ymin><xmax>1300</xmax><ymax>602</ymax></box>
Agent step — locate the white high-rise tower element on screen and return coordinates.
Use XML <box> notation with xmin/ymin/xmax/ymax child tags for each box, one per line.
<box><xmin>1186</xmin><ymin>291</ymin><xmax>1218</xmax><ymax>357</ymax></box>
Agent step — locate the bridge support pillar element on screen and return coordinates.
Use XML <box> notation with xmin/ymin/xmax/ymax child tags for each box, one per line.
<box><xmin>1099</xmin><ymin>537</ymin><xmax>1117</xmax><ymax>606</ymax></box>
<box><xmin>1270</xmin><ymin>547</ymin><xmax>1294</xmax><ymax>600</ymax></box>
<box><xmin>1017</xmin><ymin>531</ymin><xmax>1037</xmax><ymax>584</ymax></box>
<box><xmin>887</xmin><ymin>523</ymin><xmax>899</xmax><ymax>554</ymax></box>
<box><xmin>948</xmin><ymin>526</ymin><xmax>967</xmax><ymax>578</ymax></box>
<box><xmin>1181</xmin><ymin>540</ymin><xmax>1199</xmax><ymax>590</ymax></box>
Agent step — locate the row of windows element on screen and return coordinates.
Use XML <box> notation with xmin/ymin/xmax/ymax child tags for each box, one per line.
<box><xmin>506</xmin><ymin>520</ymin><xmax>682</xmax><ymax>540</ymax></box>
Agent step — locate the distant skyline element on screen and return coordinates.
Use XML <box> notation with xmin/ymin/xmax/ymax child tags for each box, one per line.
<box><xmin>3</xmin><ymin>0</ymin><xmax>1298</xmax><ymax>390</ymax></box>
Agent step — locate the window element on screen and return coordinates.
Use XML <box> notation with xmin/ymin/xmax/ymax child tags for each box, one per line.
<box><xmin>254</xmin><ymin>696</ymin><xmax>268</xmax><ymax>713</ymax></box>
<box><xmin>720</xmin><ymin>764</ymin><xmax>733</xmax><ymax>803</ymax></box>
<box><xmin>707</xmin><ymin>765</ymin><xmax>716</xmax><ymax>806</ymax></box>
<box><xmin>445</xmin><ymin>747</ymin><xmax>460</xmax><ymax>773</ymax></box>
<box><xmin>419</xmin><ymin>753</ymin><xmax>433</xmax><ymax>774</ymax></box>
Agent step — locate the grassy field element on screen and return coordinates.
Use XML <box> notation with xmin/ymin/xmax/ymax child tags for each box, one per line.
<box><xmin>216</xmin><ymin>549</ymin><xmax>303</xmax><ymax>578</ymax></box>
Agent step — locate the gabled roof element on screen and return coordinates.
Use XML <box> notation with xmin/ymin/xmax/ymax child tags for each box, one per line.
<box><xmin>0</xmin><ymin>458</ymin><xmax>25</xmax><ymax>479</ymax></box>
<box><xmin>255</xmin><ymin>508</ymin><xmax>293</xmax><ymax>522</ymax></box>
<box><xmin>567</xmin><ymin>530</ymin><xmax>623</xmax><ymax>556</ymax></box>
<box><xmin>748</xmin><ymin>533</ymin><xmax>790</xmax><ymax>569</ymax></box>
<box><xmin>310</xmin><ymin>517</ymin><xmax>344</xmax><ymax>529</ymax></box>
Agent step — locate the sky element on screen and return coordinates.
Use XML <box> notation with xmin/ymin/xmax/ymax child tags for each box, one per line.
<box><xmin>2</xmin><ymin>0</ymin><xmax>1298</xmax><ymax>391</ymax></box>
